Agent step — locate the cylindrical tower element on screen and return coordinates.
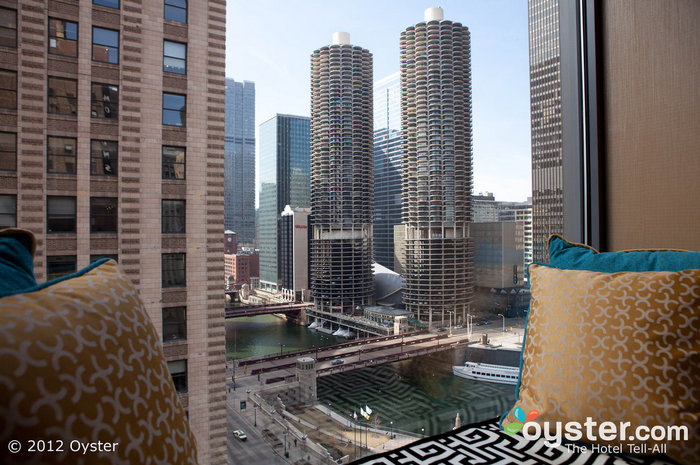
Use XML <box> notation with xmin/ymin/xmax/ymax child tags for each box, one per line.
<box><xmin>400</xmin><ymin>7</ymin><xmax>474</xmax><ymax>327</ymax></box>
<box><xmin>310</xmin><ymin>33</ymin><xmax>374</xmax><ymax>314</ymax></box>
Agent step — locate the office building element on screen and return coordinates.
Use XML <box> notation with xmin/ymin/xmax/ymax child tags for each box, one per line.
<box><xmin>258</xmin><ymin>114</ymin><xmax>310</xmax><ymax>291</ymax></box>
<box><xmin>279</xmin><ymin>205</ymin><xmax>310</xmax><ymax>298</ymax></box>
<box><xmin>400</xmin><ymin>8</ymin><xmax>474</xmax><ymax>327</ymax></box>
<box><xmin>224</xmin><ymin>78</ymin><xmax>256</xmax><ymax>245</ymax></box>
<box><xmin>0</xmin><ymin>2</ymin><xmax>226</xmax><ymax>463</ymax></box>
<box><xmin>529</xmin><ymin>0</ymin><xmax>563</xmax><ymax>262</ymax></box>
<box><xmin>310</xmin><ymin>32</ymin><xmax>374</xmax><ymax>314</ymax></box>
<box><xmin>373</xmin><ymin>72</ymin><xmax>402</xmax><ymax>270</ymax></box>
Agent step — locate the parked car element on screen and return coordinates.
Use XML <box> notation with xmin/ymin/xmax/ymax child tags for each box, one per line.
<box><xmin>331</xmin><ymin>359</ymin><xmax>344</xmax><ymax>365</ymax></box>
<box><xmin>233</xmin><ymin>429</ymin><xmax>247</xmax><ymax>441</ymax></box>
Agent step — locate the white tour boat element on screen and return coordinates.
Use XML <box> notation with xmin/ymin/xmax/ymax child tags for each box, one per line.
<box><xmin>452</xmin><ymin>361</ymin><xmax>519</xmax><ymax>385</ymax></box>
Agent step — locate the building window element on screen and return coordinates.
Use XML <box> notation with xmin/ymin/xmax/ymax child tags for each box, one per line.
<box><xmin>0</xmin><ymin>70</ymin><xmax>16</xmax><ymax>109</ymax></box>
<box><xmin>167</xmin><ymin>360</ymin><xmax>187</xmax><ymax>393</ymax></box>
<box><xmin>164</xmin><ymin>0</ymin><xmax>186</xmax><ymax>24</ymax></box>
<box><xmin>0</xmin><ymin>8</ymin><xmax>16</xmax><ymax>48</ymax></box>
<box><xmin>90</xmin><ymin>254</ymin><xmax>117</xmax><ymax>263</ymax></box>
<box><xmin>90</xmin><ymin>139</ymin><xmax>117</xmax><ymax>176</ymax></box>
<box><xmin>0</xmin><ymin>132</ymin><xmax>16</xmax><ymax>171</ymax></box>
<box><xmin>163</xmin><ymin>146</ymin><xmax>185</xmax><ymax>179</ymax></box>
<box><xmin>163</xmin><ymin>93</ymin><xmax>186</xmax><ymax>127</ymax></box>
<box><xmin>48</xmin><ymin>18</ymin><xmax>78</xmax><ymax>57</ymax></box>
<box><xmin>47</xmin><ymin>196</ymin><xmax>76</xmax><ymax>233</ymax></box>
<box><xmin>162</xmin><ymin>253</ymin><xmax>185</xmax><ymax>287</ymax></box>
<box><xmin>91</xmin><ymin>83</ymin><xmax>118</xmax><ymax>119</ymax></box>
<box><xmin>47</xmin><ymin>76</ymin><xmax>77</xmax><ymax>115</ymax></box>
<box><xmin>162</xmin><ymin>199</ymin><xmax>185</xmax><ymax>234</ymax></box>
<box><xmin>163</xmin><ymin>306</ymin><xmax>186</xmax><ymax>341</ymax></box>
<box><xmin>92</xmin><ymin>26</ymin><xmax>119</xmax><ymax>64</ymax></box>
<box><xmin>163</xmin><ymin>40</ymin><xmax>186</xmax><ymax>74</ymax></box>
<box><xmin>0</xmin><ymin>194</ymin><xmax>16</xmax><ymax>229</ymax></box>
<box><xmin>90</xmin><ymin>197</ymin><xmax>117</xmax><ymax>233</ymax></box>
<box><xmin>47</xmin><ymin>136</ymin><xmax>76</xmax><ymax>174</ymax></box>
<box><xmin>93</xmin><ymin>0</ymin><xmax>119</xmax><ymax>8</ymax></box>
<box><xmin>47</xmin><ymin>255</ymin><xmax>77</xmax><ymax>281</ymax></box>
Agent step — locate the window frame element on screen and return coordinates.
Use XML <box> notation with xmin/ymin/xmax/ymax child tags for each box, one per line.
<box><xmin>162</xmin><ymin>306</ymin><xmax>187</xmax><ymax>342</ymax></box>
<box><xmin>162</xmin><ymin>145</ymin><xmax>186</xmax><ymax>180</ymax></box>
<box><xmin>0</xmin><ymin>69</ymin><xmax>17</xmax><ymax>110</ymax></box>
<box><xmin>47</xmin><ymin>136</ymin><xmax>77</xmax><ymax>174</ymax></box>
<box><xmin>162</xmin><ymin>92</ymin><xmax>186</xmax><ymax>127</ymax></box>
<box><xmin>47</xmin><ymin>76</ymin><xmax>78</xmax><ymax>116</ymax></box>
<box><xmin>163</xmin><ymin>40</ymin><xmax>187</xmax><ymax>75</ymax></box>
<box><xmin>46</xmin><ymin>255</ymin><xmax>77</xmax><ymax>281</ymax></box>
<box><xmin>164</xmin><ymin>0</ymin><xmax>187</xmax><ymax>24</ymax></box>
<box><xmin>0</xmin><ymin>131</ymin><xmax>16</xmax><ymax>171</ymax></box>
<box><xmin>90</xmin><ymin>254</ymin><xmax>118</xmax><ymax>263</ymax></box>
<box><xmin>93</xmin><ymin>0</ymin><xmax>120</xmax><ymax>8</ymax></box>
<box><xmin>162</xmin><ymin>199</ymin><xmax>186</xmax><ymax>234</ymax></box>
<box><xmin>167</xmin><ymin>359</ymin><xmax>187</xmax><ymax>393</ymax></box>
<box><xmin>48</xmin><ymin>17</ymin><xmax>78</xmax><ymax>57</ymax></box>
<box><xmin>90</xmin><ymin>139</ymin><xmax>118</xmax><ymax>176</ymax></box>
<box><xmin>47</xmin><ymin>196</ymin><xmax>76</xmax><ymax>234</ymax></box>
<box><xmin>0</xmin><ymin>7</ymin><xmax>17</xmax><ymax>48</ymax></box>
<box><xmin>0</xmin><ymin>193</ymin><xmax>16</xmax><ymax>229</ymax></box>
<box><xmin>90</xmin><ymin>197</ymin><xmax>118</xmax><ymax>233</ymax></box>
<box><xmin>91</xmin><ymin>82</ymin><xmax>119</xmax><ymax>119</ymax></box>
<box><xmin>92</xmin><ymin>26</ymin><xmax>119</xmax><ymax>64</ymax></box>
<box><xmin>162</xmin><ymin>252</ymin><xmax>186</xmax><ymax>288</ymax></box>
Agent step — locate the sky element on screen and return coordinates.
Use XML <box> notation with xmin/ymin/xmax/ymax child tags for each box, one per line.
<box><xmin>225</xmin><ymin>0</ymin><xmax>532</xmax><ymax>204</ymax></box>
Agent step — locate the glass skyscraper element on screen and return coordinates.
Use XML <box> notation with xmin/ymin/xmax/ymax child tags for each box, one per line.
<box><xmin>528</xmin><ymin>0</ymin><xmax>563</xmax><ymax>262</ymax></box>
<box><xmin>258</xmin><ymin>114</ymin><xmax>311</xmax><ymax>290</ymax></box>
<box><xmin>224</xmin><ymin>79</ymin><xmax>256</xmax><ymax>245</ymax></box>
<box><xmin>373</xmin><ymin>72</ymin><xmax>403</xmax><ymax>270</ymax></box>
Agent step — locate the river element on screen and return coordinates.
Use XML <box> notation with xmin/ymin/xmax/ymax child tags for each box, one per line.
<box><xmin>226</xmin><ymin>315</ymin><xmax>516</xmax><ymax>437</ymax></box>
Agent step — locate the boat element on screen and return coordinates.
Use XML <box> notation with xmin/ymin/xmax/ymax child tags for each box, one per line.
<box><xmin>452</xmin><ymin>361</ymin><xmax>519</xmax><ymax>385</ymax></box>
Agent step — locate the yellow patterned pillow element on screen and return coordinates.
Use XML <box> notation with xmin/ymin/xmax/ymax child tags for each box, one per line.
<box><xmin>0</xmin><ymin>260</ymin><xmax>197</xmax><ymax>465</ymax></box>
<box><xmin>502</xmin><ymin>265</ymin><xmax>699</xmax><ymax>465</ymax></box>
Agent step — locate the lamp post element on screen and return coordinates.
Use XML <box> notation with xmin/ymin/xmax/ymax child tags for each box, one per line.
<box><xmin>421</xmin><ymin>427</ymin><xmax>425</xmax><ymax>438</ymax></box>
<box><xmin>280</xmin><ymin>343</ymin><xmax>284</xmax><ymax>356</ymax></box>
<box><xmin>448</xmin><ymin>311</ymin><xmax>453</xmax><ymax>336</ymax></box>
<box><xmin>497</xmin><ymin>313</ymin><xmax>505</xmax><ymax>332</ymax></box>
<box><xmin>390</xmin><ymin>420</ymin><xmax>393</xmax><ymax>439</ymax></box>
<box><xmin>253</xmin><ymin>404</ymin><xmax>257</xmax><ymax>427</ymax></box>
<box><xmin>283</xmin><ymin>429</ymin><xmax>288</xmax><ymax>458</ymax></box>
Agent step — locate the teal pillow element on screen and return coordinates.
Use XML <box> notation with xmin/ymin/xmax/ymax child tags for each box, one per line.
<box><xmin>0</xmin><ymin>229</ymin><xmax>37</xmax><ymax>295</ymax></box>
<box><xmin>548</xmin><ymin>234</ymin><xmax>700</xmax><ymax>272</ymax></box>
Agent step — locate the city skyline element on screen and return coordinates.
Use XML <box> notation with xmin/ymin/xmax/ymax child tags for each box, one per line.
<box><xmin>225</xmin><ymin>0</ymin><xmax>531</xmax><ymax>204</ymax></box>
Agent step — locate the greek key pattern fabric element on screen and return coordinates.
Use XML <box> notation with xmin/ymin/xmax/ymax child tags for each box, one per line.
<box><xmin>0</xmin><ymin>261</ymin><xmax>197</xmax><ymax>465</ymax></box>
<box><xmin>353</xmin><ymin>419</ymin><xmax>674</xmax><ymax>464</ymax></box>
<box><xmin>503</xmin><ymin>265</ymin><xmax>700</xmax><ymax>465</ymax></box>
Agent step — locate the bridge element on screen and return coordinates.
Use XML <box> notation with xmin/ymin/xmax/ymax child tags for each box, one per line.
<box><xmin>224</xmin><ymin>302</ymin><xmax>312</xmax><ymax>319</ymax></box>
<box><xmin>232</xmin><ymin>331</ymin><xmax>472</xmax><ymax>385</ymax></box>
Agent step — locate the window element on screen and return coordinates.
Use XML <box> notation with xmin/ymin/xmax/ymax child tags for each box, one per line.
<box><xmin>90</xmin><ymin>254</ymin><xmax>117</xmax><ymax>263</ymax></box>
<box><xmin>91</xmin><ymin>83</ymin><xmax>119</xmax><ymax>119</ymax></box>
<box><xmin>164</xmin><ymin>0</ymin><xmax>186</xmax><ymax>24</ymax></box>
<box><xmin>167</xmin><ymin>360</ymin><xmax>187</xmax><ymax>393</ymax></box>
<box><xmin>90</xmin><ymin>197</ymin><xmax>117</xmax><ymax>233</ymax></box>
<box><xmin>47</xmin><ymin>196</ymin><xmax>76</xmax><ymax>233</ymax></box>
<box><xmin>163</xmin><ymin>40</ymin><xmax>186</xmax><ymax>74</ymax></box>
<box><xmin>0</xmin><ymin>132</ymin><xmax>16</xmax><ymax>171</ymax></box>
<box><xmin>47</xmin><ymin>136</ymin><xmax>76</xmax><ymax>174</ymax></box>
<box><xmin>162</xmin><ymin>253</ymin><xmax>185</xmax><ymax>287</ymax></box>
<box><xmin>162</xmin><ymin>199</ymin><xmax>185</xmax><ymax>234</ymax></box>
<box><xmin>0</xmin><ymin>70</ymin><xmax>16</xmax><ymax>109</ymax></box>
<box><xmin>90</xmin><ymin>139</ymin><xmax>117</xmax><ymax>175</ymax></box>
<box><xmin>0</xmin><ymin>194</ymin><xmax>16</xmax><ymax>229</ymax></box>
<box><xmin>163</xmin><ymin>306</ymin><xmax>186</xmax><ymax>341</ymax></box>
<box><xmin>92</xmin><ymin>27</ymin><xmax>119</xmax><ymax>64</ymax></box>
<box><xmin>93</xmin><ymin>0</ymin><xmax>119</xmax><ymax>8</ymax></box>
<box><xmin>163</xmin><ymin>93</ymin><xmax>186</xmax><ymax>127</ymax></box>
<box><xmin>46</xmin><ymin>255</ymin><xmax>76</xmax><ymax>281</ymax></box>
<box><xmin>48</xmin><ymin>18</ymin><xmax>78</xmax><ymax>57</ymax></box>
<box><xmin>0</xmin><ymin>8</ymin><xmax>16</xmax><ymax>48</ymax></box>
<box><xmin>47</xmin><ymin>76</ymin><xmax>77</xmax><ymax>115</ymax></box>
<box><xmin>163</xmin><ymin>146</ymin><xmax>185</xmax><ymax>179</ymax></box>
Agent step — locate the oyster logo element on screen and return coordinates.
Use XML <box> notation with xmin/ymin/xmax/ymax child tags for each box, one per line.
<box><xmin>504</xmin><ymin>406</ymin><xmax>540</xmax><ymax>435</ymax></box>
